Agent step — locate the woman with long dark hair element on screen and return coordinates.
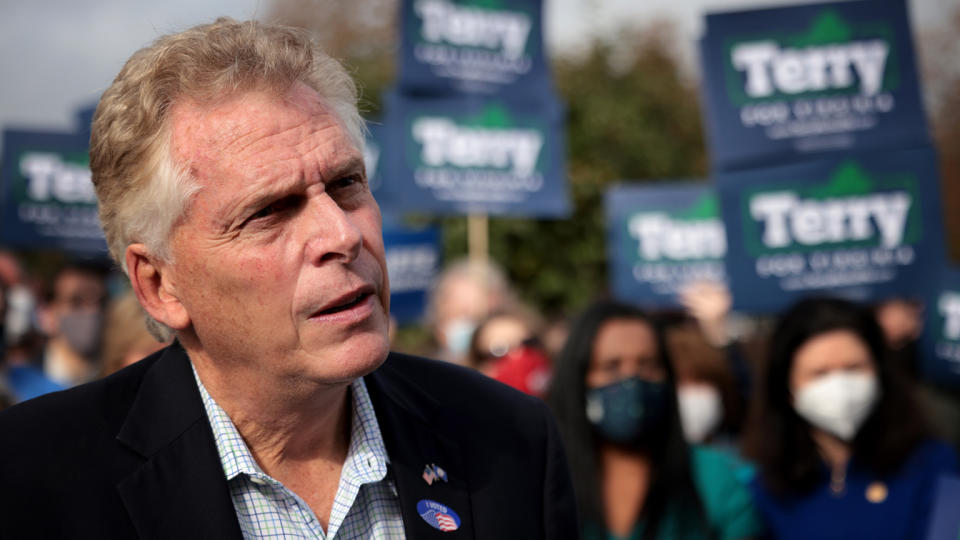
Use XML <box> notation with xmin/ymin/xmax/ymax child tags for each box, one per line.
<box><xmin>743</xmin><ymin>297</ymin><xmax>957</xmax><ymax>539</ymax></box>
<box><xmin>548</xmin><ymin>300</ymin><xmax>762</xmax><ymax>540</ymax></box>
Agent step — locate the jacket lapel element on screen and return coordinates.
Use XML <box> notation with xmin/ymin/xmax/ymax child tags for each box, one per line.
<box><xmin>115</xmin><ymin>344</ymin><xmax>242</xmax><ymax>539</ymax></box>
<box><xmin>367</xmin><ymin>358</ymin><xmax>476</xmax><ymax>539</ymax></box>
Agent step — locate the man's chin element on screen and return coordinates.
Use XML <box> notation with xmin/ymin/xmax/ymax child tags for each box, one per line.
<box><xmin>303</xmin><ymin>332</ymin><xmax>390</xmax><ymax>383</ymax></box>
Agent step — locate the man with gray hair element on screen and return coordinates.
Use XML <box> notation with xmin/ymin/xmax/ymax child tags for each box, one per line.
<box><xmin>0</xmin><ymin>19</ymin><xmax>577</xmax><ymax>539</ymax></box>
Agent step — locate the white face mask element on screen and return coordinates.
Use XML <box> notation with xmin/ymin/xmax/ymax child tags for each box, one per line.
<box><xmin>794</xmin><ymin>371</ymin><xmax>880</xmax><ymax>441</ymax></box>
<box><xmin>442</xmin><ymin>318</ymin><xmax>477</xmax><ymax>360</ymax></box>
<box><xmin>677</xmin><ymin>384</ymin><xmax>724</xmax><ymax>443</ymax></box>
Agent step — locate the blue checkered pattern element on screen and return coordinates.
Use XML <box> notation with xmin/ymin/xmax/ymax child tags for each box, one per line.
<box><xmin>192</xmin><ymin>365</ymin><xmax>405</xmax><ymax>539</ymax></box>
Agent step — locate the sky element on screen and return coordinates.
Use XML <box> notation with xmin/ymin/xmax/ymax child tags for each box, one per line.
<box><xmin>0</xmin><ymin>0</ymin><xmax>956</xmax><ymax>136</ymax></box>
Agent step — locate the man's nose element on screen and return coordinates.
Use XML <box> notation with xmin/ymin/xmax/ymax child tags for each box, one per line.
<box><xmin>304</xmin><ymin>194</ymin><xmax>363</xmax><ymax>265</ymax></box>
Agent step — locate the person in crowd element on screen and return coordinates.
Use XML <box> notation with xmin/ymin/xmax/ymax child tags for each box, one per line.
<box><xmin>542</xmin><ymin>315</ymin><xmax>571</xmax><ymax>360</ymax></box>
<box><xmin>874</xmin><ymin>297</ymin><xmax>924</xmax><ymax>361</ymax></box>
<box><xmin>0</xmin><ymin>19</ymin><xmax>577</xmax><ymax>538</ymax></box>
<box><xmin>743</xmin><ymin>297</ymin><xmax>957</xmax><ymax>540</ymax></box>
<box><xmin>427</xmin><ymin>258</ymin><xmax>517</xmax><ymax>364</ymax></box>
<box><xmin>678</xmin><ymin>280</ymin><xmax>756</xmax><ymax>398</ymax></box>
<box><xmin>0</xmin><ymin>256</ymin><xmax>63</xmax><ymax>403</ymax></box>
<box><xmin>100</xmin><ymin>290</ymin><xmax>171</xmax><ymax>377</ymax></box>
<box><xmin>37</xmin><ymin>261</ymin><xmax>108</xmax><ymax>387</ymax></box>
<box><xmin>667</xmin><ymin>323</ymin><xmax>745</xmax><ymax>450</ymax></box>
<box><xmin>873</xmin><ymin>297</ymin><xmax>960</xmax><ymax>453</ymax></box>
<box><xmin>0</xmin><ymin>251</ymin><xmax>42</xmax><ymax>360</ymax></box>
<box><xmin>467</xmin><ymin>306</ymin><xmax>540</xmax><ymax>374</ymax></box>
<box><xmin>0</xmin><ymin>277</ymin><xmax>16</xmax><ymax>410</ymax></box>
<box><xmin>549</xmin><ymin>299</ymin><xmax>763</xmax><ymax>540</ymax></box>
<box><xmin>0</xmin><ymin>251</ymin><xmax>30</xmax><ymax>346</ymax></box>
<box><xmin>467</xmin><ymin>307</ymin><xmax>552</xmax><ymax>397</ymax></box>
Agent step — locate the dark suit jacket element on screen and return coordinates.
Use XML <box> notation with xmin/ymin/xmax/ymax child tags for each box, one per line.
<box><xmin>0</xmin><ymin>343</ymin><xmax>578</xmax><ymax>539</ymax></box>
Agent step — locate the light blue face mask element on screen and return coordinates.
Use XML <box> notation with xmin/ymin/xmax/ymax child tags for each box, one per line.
<box><xmin>58</xmin><ymin>310</ymin><xmax>104</xmax><ymax>358</ymax></box>
<box><xmin>443</xmin><ymin>318</ymin><xmax>477</xmax><ymax>358</ymax></box>
<box><xmin>585</xmin><ymin>376</ymin><xmax>668</xmax><ymax>446</ymax></box>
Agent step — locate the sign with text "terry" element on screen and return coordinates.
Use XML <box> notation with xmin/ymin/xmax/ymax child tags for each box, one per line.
<box><xmin>716</xmin><ymin>147</ymin><xmax>944</xmax><ymax>312</ymax></box>
<box><xmin>699</xmin><ymin>0</ymin><xmax>928</xmax><ymax>171</ymax></box>
<box><xmin>606</xmin><ymin>182</ymin><xmax>727</xmax><ymax>309</ymax></box>
<box><xmin>398</xmin><ymin>0</ymin><xmax>550</xmax><ymax>96</ymax></box>
<box><xmin>381</xmin><ymin>92</ymin><xmax>569</xmax><ymax>217</ymax></box>
<box><xmin>0</xmin><ymin>129</ymin><xmax>107</xmax><ymax>255</ymax></box>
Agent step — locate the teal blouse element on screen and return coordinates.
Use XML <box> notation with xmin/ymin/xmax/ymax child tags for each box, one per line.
<box><xmin>584</xmin><ymin>446</ymin><xmax>763</xmax><ymax>540</ymax></box>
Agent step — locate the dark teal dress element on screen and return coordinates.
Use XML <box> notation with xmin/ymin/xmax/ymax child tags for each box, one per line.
<box><xmin>584</xmin><ymin>446</ymin><xmax>764</xmax><ymax>540</ymax></box>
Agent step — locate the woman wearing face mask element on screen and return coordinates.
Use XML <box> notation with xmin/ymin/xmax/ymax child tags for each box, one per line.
<box><xmin>744</xmin><ymin>297</ymin><xmax>957</xmax><ymax>540</ymax></box>
<box><xmin>667</xmin><ymin>323</ymin><xmax>746</xmax><ymax>450</ymax></box>
<box><xmin>548</xmin><ymin>300</ymin><xmax>763</xmax><ymax>540</ymax></box>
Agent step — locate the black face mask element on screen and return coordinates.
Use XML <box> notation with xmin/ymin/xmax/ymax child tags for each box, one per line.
<box><xmin>585</xmin><ymin>376</ymin><xmax>668</xmax><ymax>447</ymax></box>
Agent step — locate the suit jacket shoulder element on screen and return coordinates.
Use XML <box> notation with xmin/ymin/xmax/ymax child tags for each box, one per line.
<box><xmin>0</xmin><ymin>344</ymin><xmax>241</xmax><ymax>539</ymax></box>
<box><xmin>366</xmin><ymin>352</ymin><xmax>579</xmax><ymax>540</ymax></box>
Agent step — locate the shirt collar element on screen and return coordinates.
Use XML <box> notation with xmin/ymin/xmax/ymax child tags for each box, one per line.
<box><xmin>191</xmin><ymin>364</ymin><xmax>389</xmax><ymax>484</ymax></box>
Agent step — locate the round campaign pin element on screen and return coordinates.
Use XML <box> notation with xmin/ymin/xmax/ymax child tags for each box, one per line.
<box><xmin>417</xmin><ymin>499</ymin><xmax>461</xmax><ymax>532</ymax></box>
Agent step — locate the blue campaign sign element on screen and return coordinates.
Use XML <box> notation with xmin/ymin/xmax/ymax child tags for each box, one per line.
<box><xmin>381</xmin><ymin>91</ymin><xmax>569</xmax><ymax>217</ymax></box>
<box><xmin>75</xmin><ymin>103</ymin><xmax>97</xmax><ymax>137</ymax></box>
<box><xmin>364</xmin><ymin>121</ymin><xmax>400</xmax><ymax>224</ymax></box>
<box><xmin>606</xmin><ymin>182</ymin><xmax>727</xmax><ymax>309</ymax></box>
<box><xmin>716</xmin><ymin>146</ymin><xmax>945</xmax><ymax>313</ymax></box>
<box><xmin>383</xmin><ymin>226</ymin><xmax>442</xmax><ymax>324</ymax></box>
<box><xmin>0</xmin><ymin>129</ymin><xmax>107</xmax><ymax>256</ymax></box>
<box><xmin>920</xmin><ymin>268</ymin><xmax>960</xmax><ymax>389</ymax></box>
<box><xmin>365</xmin><ymin>122</ymin><xmax>386</xmax><ymax>198</ymax></box>
<box><xmin>397</xmin><ymin>0</ymin><xmax>551</xmax><ymax>96</ymax></box>
<box><xmin>699</xmin><ymin>0</ymin><xmax>928</xmax><ymax>172</ymax></box>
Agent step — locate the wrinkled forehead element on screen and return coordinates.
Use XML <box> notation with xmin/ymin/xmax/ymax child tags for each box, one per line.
<box><xmin>167</xmin><ymin>82</ymin><xmax>351</xmax><ymax>165</ymax></box>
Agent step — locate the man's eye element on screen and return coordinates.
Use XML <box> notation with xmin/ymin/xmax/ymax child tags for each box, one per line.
<box><xmin>249</xmin><ymin>197</ymin><xmax>298</xmax><ymax>222</ymax></box>
<box><xmin>329</xmin><ymin>174</ymin><xmax>363</xmax><ymax>193</ymax></box>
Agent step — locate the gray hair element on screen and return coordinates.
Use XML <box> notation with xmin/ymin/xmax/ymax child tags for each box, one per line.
<box><xmin>89</xmin><ymin>18</ymin><xmax>365</xmax><ymax>340</ymax></box>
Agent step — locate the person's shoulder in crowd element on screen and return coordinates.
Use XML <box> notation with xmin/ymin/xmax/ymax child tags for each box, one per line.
<box><xmin>5</xmin><ymin>363</ymin><xmax>64</xmax><ymax>402</ymax></box>
<box><xmin>689</xmin><ymin>445</ymin><xmax>766</xmax><ymax>540</ymax></box>
<box><xmin>0</xmin><ymin>348</ymin><xmax>162</xmax><ymax>461</ymax></box>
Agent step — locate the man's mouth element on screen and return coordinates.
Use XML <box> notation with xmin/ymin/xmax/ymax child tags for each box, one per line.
<box><xmin>314</xmin><ymin>292</ymin><xmax>371</xmax><ymax>316</ymax></box>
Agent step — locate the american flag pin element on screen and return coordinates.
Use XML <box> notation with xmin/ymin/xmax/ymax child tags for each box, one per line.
<box><xmin>422</xmin><ymin>463</ymin><xmax>448</xmax><ymax>485</ymax></box>
<box><xmin>417</xmin><ymin>499</ymin><xmax>461</xmax><ymax>532</ymax></box>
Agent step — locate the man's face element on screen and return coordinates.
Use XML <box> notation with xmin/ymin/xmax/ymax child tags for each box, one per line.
<box><xmin>165</xmin><ymin>83</ymin><xmax>390</xmax><ymax>384</ymax></box>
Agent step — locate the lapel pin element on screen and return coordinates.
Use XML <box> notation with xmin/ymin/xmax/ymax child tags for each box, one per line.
<box><xmin>865</xmin><ymin>481</ymin><xmax>888</xmax><ymax>503</ymax></box>
<box><xmin>422</xmin><ymin>463</ymin><xmax>448</xmax><ymax>485</ymax></box>
<box><xmin>417</xmin><ymin>499</ymin><xmax>461</xmax><ymax>532</ymax></box>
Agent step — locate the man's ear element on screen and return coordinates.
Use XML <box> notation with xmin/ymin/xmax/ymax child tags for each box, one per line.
<box><xmin>125</xmin><ymin>244</ymin><xmax>190</xmax><ymax>331</ymax></box>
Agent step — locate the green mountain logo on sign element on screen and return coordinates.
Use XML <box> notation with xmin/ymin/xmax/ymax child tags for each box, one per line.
<box><xmin>411</xmin><ymin>105</ymin><xmax>544</xmax><ymax>175</ymax></box>
<box><xmin>628</xmin><ymin>193</ymin><xmax>726</xmax><ymax>262</ymax></box>
<box><xmin>724</xmin><ymin>10</ymin><xmax>898</xmax><ymax>104</ymax></box>
<box><xmin>415</xmin><ymin>0</ymin><xmax>532</xmax><ymax>59</ymax></box>
<box><xmin>744</xmin><ymin>161</ymin><xmax>920</xmax><ymax>256</ymax></box>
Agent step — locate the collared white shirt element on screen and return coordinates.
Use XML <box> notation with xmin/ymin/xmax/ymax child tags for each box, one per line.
<box><xmin>192</xmin><ymin>366</ymin><xmax>405</xmax><ymax>539</ymax></box>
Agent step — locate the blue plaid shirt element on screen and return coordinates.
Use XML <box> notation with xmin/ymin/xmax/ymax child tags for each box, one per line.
<box><xmin>192</xmin><ymin>366</ymin><xmax>405</xmax><ymax>539</ymax></box>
